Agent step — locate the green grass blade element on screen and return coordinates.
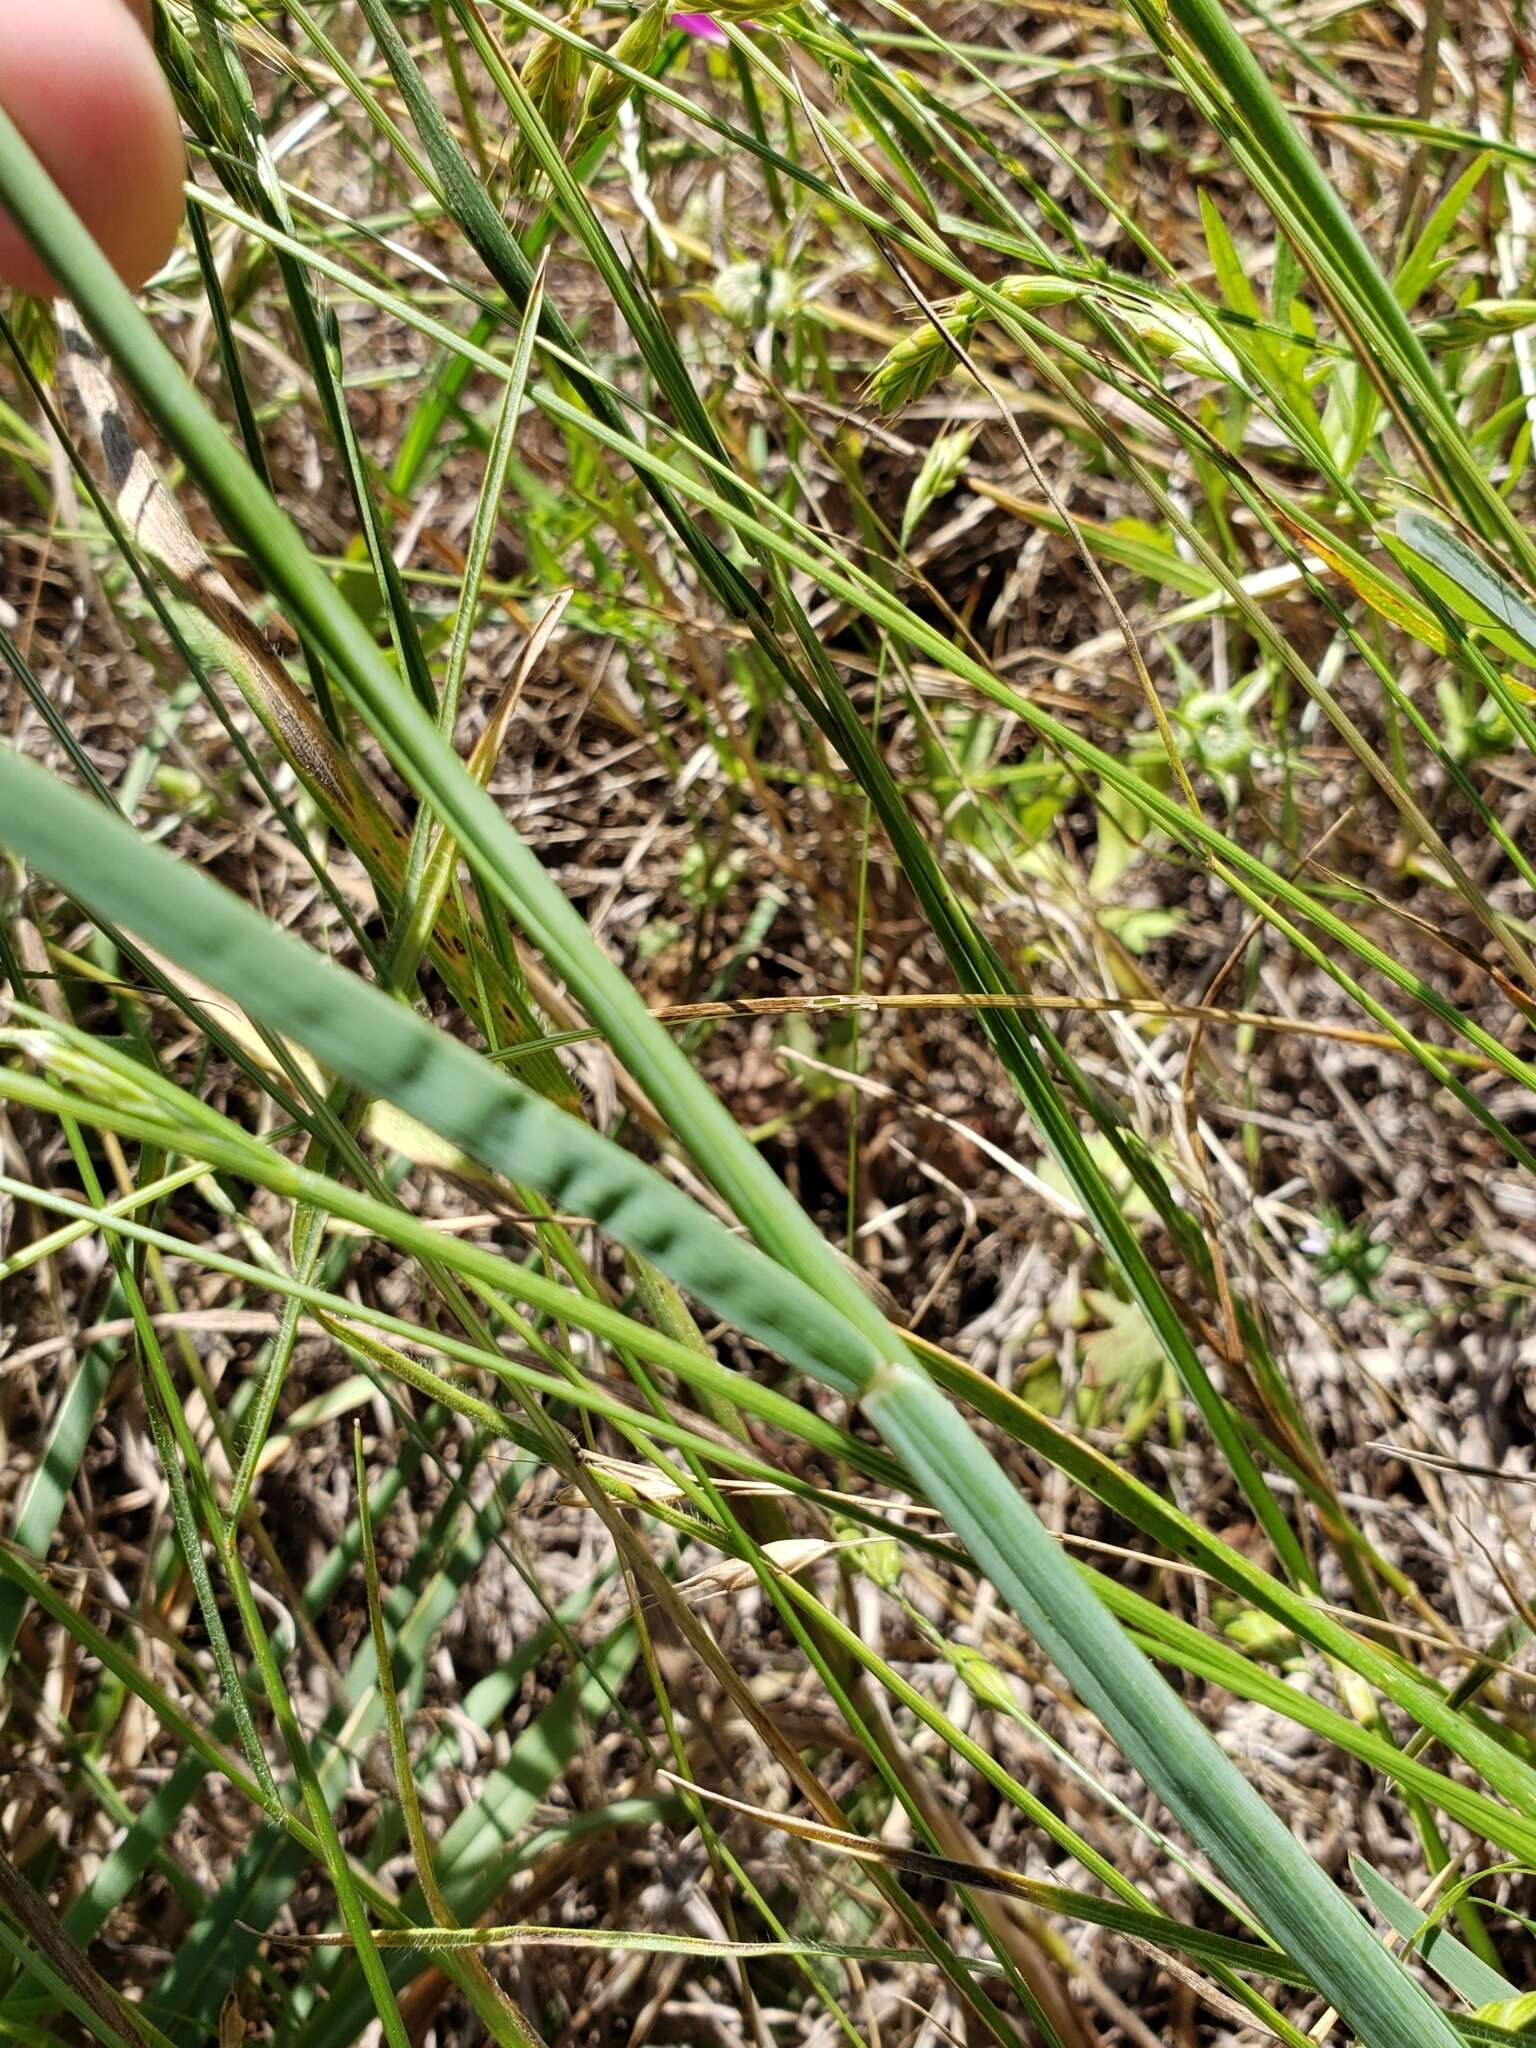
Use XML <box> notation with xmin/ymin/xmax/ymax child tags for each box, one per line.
<box><xmin>1353</xmin><ymin>1859</ymin><xmax>1519</xmax><ymax>2008</ymax></box>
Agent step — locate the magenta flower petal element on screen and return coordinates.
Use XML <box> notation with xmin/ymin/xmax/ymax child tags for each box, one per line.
<box><xmin>671</xmin><ymin>10</ymin><xmax>728</xmax><ymax>38</ymax></box>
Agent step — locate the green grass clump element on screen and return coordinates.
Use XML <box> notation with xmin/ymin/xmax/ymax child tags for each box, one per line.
<box><xmin>3</xmin><ymin>3</ymin><xmax>1536</xmax><ymax>2046</ymax></box>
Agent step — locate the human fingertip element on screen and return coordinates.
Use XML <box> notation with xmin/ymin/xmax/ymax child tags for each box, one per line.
<box><xmin>0</xmin><ymin>0</ymin><xmax>186</xmax><ymax>295</ymax></box>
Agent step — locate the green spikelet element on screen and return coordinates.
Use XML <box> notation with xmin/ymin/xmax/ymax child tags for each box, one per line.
<box><xmin>509</xmin><ymin>9</ymin><xmax>584</xmax><ymax>189</ymax></box>
<box><xmin>572</xmin><ymin>1</ymin><xmax>668</xmax><ymax>150</ymax></box>
<box><xmin>866</xmin><ymin>274</ymin><xmax>1082</xmax><ymax>411</ymax></box>
<box><xmin>866</xmin><ymin>293</ymin><xmax>982</xmax><ymax>411</ymax></box>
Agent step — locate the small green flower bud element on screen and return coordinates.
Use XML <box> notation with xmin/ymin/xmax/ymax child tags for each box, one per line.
<box><xmin>713</xmin><ymin>260</ymin><xmax>796</xmax><ymax>327</ymax></box>
<box><xmin>1182</xmin><ymin>689</ymin><xmax>1252</xmax><ymax>777</ymax></box>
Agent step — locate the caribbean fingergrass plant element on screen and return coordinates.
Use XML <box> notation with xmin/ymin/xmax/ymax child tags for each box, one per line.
<box><xmin>5</xmin><ymin>1</ymin><xmax>1536</xmax><ymax>2043</ymax></box>
<box><xmin>0</xmin><ymin>739</ymin><xmax>1470</xmax><ymax>2048</ymax></box>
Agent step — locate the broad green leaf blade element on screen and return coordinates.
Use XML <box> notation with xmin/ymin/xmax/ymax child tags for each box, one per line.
<box><xmin>1391</xmin><ymin>506</ymin><xmax>1536</xmax><ymax>669</ymax></box>
<box><xmin>1353</xmin><ymin>1859</ymin><xmax>1519</xmax><ymax>2008</ymax></box>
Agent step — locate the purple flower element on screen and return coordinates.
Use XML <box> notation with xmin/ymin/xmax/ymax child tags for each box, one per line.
<box><xmin>670</xmin><ymin>10</ymin><xmax>728</xmax><ymax>37</ymax></box>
